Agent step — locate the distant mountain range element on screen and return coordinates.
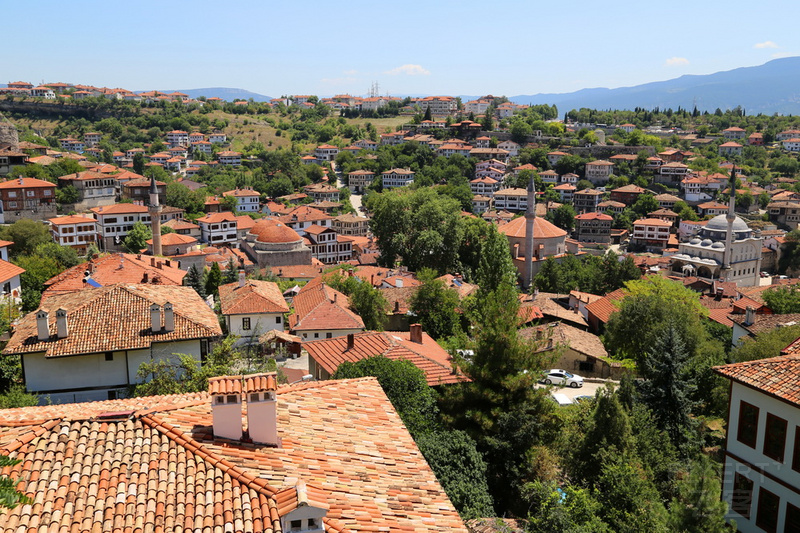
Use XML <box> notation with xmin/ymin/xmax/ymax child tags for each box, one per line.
<box><xmin>502</xmin><ymin>57</ymin><xmax>800</xmax><ymax>115</ymax></box>
<box><xmin>148</xmin><ymin>87</ymin><xmax>273</xmax><ymax>102</ymax></box>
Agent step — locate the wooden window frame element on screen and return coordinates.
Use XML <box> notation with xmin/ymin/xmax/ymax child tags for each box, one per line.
<box><xmin>763</xmin><ymin>413</ymin><xmax>788</xmax><ymax>462</ymax></box>
<box><xmin>737</xmin><ymin>401</ymin><xmax>760</xmax><ymax>449</ymax></box>
<box><xmin>755</xmin><ymin>486</ymin><xmax>780</xmax><ymax>533</ymax></box>
<box><xmin>731</xmin><ymin>472</ymin><xmax>754</xmax><ymax>519</ymax></box>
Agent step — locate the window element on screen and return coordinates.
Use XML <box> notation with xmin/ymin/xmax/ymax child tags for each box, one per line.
<box><xmin>795</xmin><ymin>428</ymin><xmax>800</xmax><ymax>473</ymax></box>
<box><xmin>737</xmin><ymin>401</ymin><xmax>759</xmax><ymax>448</ymax></box>
<box><xmin>314</xmin><ymin>333</ymin><xmax>319</xmax><ymax>338</ymax></box>
<box><xmin>763</xmin><ymin>413</ymin><xmax>788</xmax><ymax>462</ymax></box>
<box><xmin>326</xmin><ymin>333</ymin><xmax>332</xmax><ymax>339</ymax></box>
<box><xmin>105</xmin><ymin>352</ymin><xmax>113</xmax><ymax>361</ymax></box>
<box><xmin>226</xmin><ymin>395</ymin><xmax>238</xmax><ymax>404</ymax></box>
<box><xmin>276</xmin><ymin>316</ymin><xmax>281</xmax><ymax>324</ymax></box>
<box><xmin>290</xmin><ymin>520</ymin><xmax>302</xmax><ymax>532</ymax></box>
<box><xmin>786</xmin><ymin>503</ymin><xmax>800</xmax><ymax>533</ymax></box>
<box><xmin>242</xmin><ymin>317</ymin><xmax>251</xmax><ymax>330</ymax></box>
<box><xmin>731</xmin><ymin>473</ymin><xmax>753</xmax><ymax>519</ymax></box>
<box><xmin>215</xmin><ymin>396</ymin><xmax>224</xmax><ymax>405</ymax></box>
<box><xmin>250</xmin><ymin>393</ymin><xmax>260</xmax><ymax>403</ymax></box>
<box><xmin>755</xmin><ymin>487</ymin><xmax>779</xmax><ymax>533</ymax></box>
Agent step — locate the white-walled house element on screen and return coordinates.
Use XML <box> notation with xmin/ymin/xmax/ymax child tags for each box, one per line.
<box><xmin>196</xmin><ymin>212</ymin><xmax>239</xmax><ymax>244</ymax></box>
<box><xmin>288</xmin><ymin>278</ymin><xmax>364</xmax><ymax>341</ymax></box>
<box><xmin>714</xmin><ymin>352</ymin><xmax>800</xmax><ymax>533</ymax></box>
<box><xmin>223</xmin><ymin>187</ymin><xmax>261</xmax><ymax>212</ymax></box>
<box><xmin>2</xmin><ymin>284</ymin><xmax>222</xmax><ymax>404</ymax></box>
<box><xmin>219</xmin><ymin>276</ymin><xmax>289</xmax><ymax>345</ymax></box>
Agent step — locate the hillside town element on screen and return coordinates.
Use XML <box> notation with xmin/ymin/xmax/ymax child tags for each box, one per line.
<box><xmin>1</xmin><ymin>80</ymin><xmax>800</xmax><ymax>532</ymax></box>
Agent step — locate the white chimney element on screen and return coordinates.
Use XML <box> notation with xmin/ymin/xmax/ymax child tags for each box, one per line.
<box><xmin>745</xmin><ymin>306</ymin><xmax>756</xmax><ymax>327</ymax></box>
<box><xmin>55</xmin><ymin>308</ymin><xmax>68</xmax><ymax>339</ymax></box>
<box><xmin>36</xmin><ymin>310</ymin><xmax>49</xmax><ymax>341</ymax></box>
<box><xmin>238</xmin><ymin>270</ymin><xmax>246</xmax><ymax>288</ymax></box>
<box><xmin>208</xmin><ymin>376</ymin><xmax>244</xmax><ymax>441</ymax></box>
<box><xmin>163</xmin><ymin>302</ymin><xmax>174</xmax><ymax>332</ymax></box>
<box><xmin>150</xmin><ymin>303</ymin><xmax>161</xmax><ymax>332</ymax></box>
<box><xmin>245</xmin><ymin>373</ymin><xmax>279</xmax><ymax>446</ymax></box>
<box><xmin>396</xmin><ymin>278</ymin><xmax>403</xmax><ymax>288</ymax></box>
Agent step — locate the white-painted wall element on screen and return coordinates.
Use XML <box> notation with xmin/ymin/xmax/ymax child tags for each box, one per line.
<box><xmin>297</xmin><ymin>328</ymin><xmax>362</xmax><ymax>342</ymax></box>
<box><xmin>721</xmin><ymin>382</ymin><xmax>800</xmax><ymax>531</ymax></box>
<box><xmin>226</xmin><ymin>313</ymin><xmax>284</xmax><ymax>342</ymax></box>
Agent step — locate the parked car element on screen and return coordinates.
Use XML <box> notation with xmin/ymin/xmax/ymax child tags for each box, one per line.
<box><xmin>551</xmin><ymin>393</ymin><xmax>574</xmax><ymax>406</ymax></box>
<box><xmin>541</xmin><ymin>369</ymin><xmax>584</xmax><ymax>388</ymax></box>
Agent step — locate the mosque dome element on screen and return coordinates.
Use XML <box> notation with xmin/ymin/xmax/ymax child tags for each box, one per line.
<box><xmin>250</xmin><ymin>219</ymin><xmax>302</xmax><ymax>244</ymax></box>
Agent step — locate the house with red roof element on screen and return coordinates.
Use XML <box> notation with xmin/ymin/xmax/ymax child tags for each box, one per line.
<box><xmin>3</xmin><ymin>283</ymin><xmax>221</xmax><ymax>403</ymax></box>
<box><xmin>288</xmin><ymin>278</ymin><xmax>364</xmax><ymax>341</ymax></box>
<box><xmin>574</xmin><ymin>212</ymin><xmax>612</xmax><ymax>243</ymax></box>
<box><xmin>631</xmin><ymin>217</ymin><xmax>673</xmax><ymax>251</ymax></box>
<box><xmin>223</xmin><ymin>186</ymin><xmax>261</xmax><ymax>212</ymax></box>
<box><xmin>713</xmin><ymin>345</ymin><xmax>800</xmax><ymax>533</ymax></box>
<box><xmin>0</xmin><ymin>374</ymin><xmax>468</xmax><ymax>532</ymax></box>
<box><xmin>196</xmin><ymin>211</ymin><xmax>239</xmax><ymax>245</ymax></box>
<box><xmin>0</xmin><ymin>176</ymin><xmax>56</xmax><ymax>222</ymax></box>
<box><xmin>219</xmin><ymin>276</ymin><xmax>289</xmax><ymax>343</ymax></box>
<box><xmin>304</xmin><ymin>325</ymin><xmax>466</xmax><ymax>386</ymax></box>
<box><xmin>48</xmin><ymin>214</ymin><xmax>98</xmax><ymax>254</ymax></box>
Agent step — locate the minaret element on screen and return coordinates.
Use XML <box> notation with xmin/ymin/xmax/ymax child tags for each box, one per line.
<box><xmin>524</xmin><ymin>176</ymin><xmax>536</xmax><ymax>290</ymax></box>
<box><xmin>149</xmin><ymin>175</ymin><xmax>163</xmax><ymax>256</ymax></box>
<box><xmin>722</xmin><ymin>166</ymin><xmax>737</xmax><ymax>273</ymax></box>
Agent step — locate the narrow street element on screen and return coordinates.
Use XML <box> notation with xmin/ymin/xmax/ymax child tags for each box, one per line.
<box><xmin>331</xmin><ymin>161</ymin><xmax>363</xmax><ymax>213</ymax></box>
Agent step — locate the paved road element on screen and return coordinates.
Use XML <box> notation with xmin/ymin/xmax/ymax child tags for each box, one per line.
<box><xmin>331</xmin><ymin>161</ymin><xmax>363</xmax><ymax>213</ymax></box>
<box><xmin>534</xmin><ymin>380</ymin><xmax>614</xmax><ymax>401</ymax></box>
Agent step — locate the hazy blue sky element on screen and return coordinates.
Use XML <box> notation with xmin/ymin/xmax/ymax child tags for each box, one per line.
<box><xmin>6</xmin><ymin>1</ymin><xmax>799</xmax><ymax>98</ymax></box>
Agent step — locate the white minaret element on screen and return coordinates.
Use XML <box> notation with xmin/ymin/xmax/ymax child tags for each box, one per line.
<box><xmin>149</xmin><ymin>175</ymin><xmax>163</xmax><ymax>256</ymax></box>
<box><xmin>524</xmin><ymin>176</ymin><xmax>536</xmax><ymax>290</ymax></box>
<box><xmin>722</xmin><ymin>166</ymin><xmax>737</xmax><ymax>274</ymax></box>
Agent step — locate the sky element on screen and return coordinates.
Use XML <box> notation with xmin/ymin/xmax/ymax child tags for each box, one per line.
<box><xmin>6</xmin><ymin>0</ymin><xmax>800</xmax><ymax>99</ymax></box>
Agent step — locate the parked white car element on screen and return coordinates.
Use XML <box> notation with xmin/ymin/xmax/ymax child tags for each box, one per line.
<box><xmin>541</xmin><ymin>369</ymin><xmax>584</xmax><ymax>388</ymax></box>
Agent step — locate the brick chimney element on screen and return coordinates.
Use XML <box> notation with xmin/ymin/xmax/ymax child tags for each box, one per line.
<box><xmin>55</xmin><ymin>308</ymin><xmax>68</xmax><ymax>339</ymax></box>
<box><xmin>163</xmin><ymin>302</ymin><xmax>174</xmax><ymax>332</ymax></box>
<box><xmin>36</xmin><ymin>309</ymin><xmax>49</xmax><ymax>340</ymax></box>
<box><xmin>150</xmin><ymin>303</ymin><xmax>161</xmax><ymax>332</ymax></box>
<box><xmin>346</xmin><ymin>333</ymin><xmax>354</xmax><ymax>350</ymax></box>
<box><xmin>409</xmin><ymin>323</ymin><xmax>423</xmax><ymax>344</ymax></box>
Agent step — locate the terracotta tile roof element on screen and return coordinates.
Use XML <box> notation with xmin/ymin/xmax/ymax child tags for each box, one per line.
<box><xmin>0</xmin><ymin>177</ymin><xmax>55</xmax><ymax>189</ymax></box>
<box><xmin>243</xmin><ymin>372</ymin><xmax>279</xmax><ymax>393</ymax></box>
<box><xmin>208</xmin><ymin>375</ymin><xmax>243</xmax><ymax>395</ymax></box>
<box><xmin>521</xmin><ymin>322</ymin><xmax>609</xmax><ymax>360</ymax></box>
<box><xmin>729</xmin><ymin>313</ymin><xmax>800</xmax><ymax>336</ymax></box>
<box><xmin>271</xmin><ymin>264</ymin><xmax>324</xmax><ymax>279</ymax></box>
<box><xmin>91</xmin><ymin>203</ymin><xmax>149</xmax><ymax>215</ymax></box>
<box><xmin>47</xmin><ymin>214</ymin><xmax>96</xmax><ymax>225</ymax></box>
<box><xmin>0</xmin><ymin>379</ymin><xmax>466</xmax><ymax>532</ymax></box>
<box><xmin>4</xmin><ymin>284</ymin><xmax>222</xmax><ymax>358</ymax></box>
<box><xmin>146</xmin><ymin>232</ymin><xmax>197</xmax><ymax>246</ymax></box>
<box><xmin>219</xmin><ymin>280</ymin><xmax>289</xmax><ymax>315</ymax></box>
<box><xmin>575</xmin><ymin>212</ymin><xmax>612</xmax><ymax>221</ymax></box>
<box><xmin>197</xmin><ymin>212</ymin><xmax>238</xmax><ymax>224</ymax></box>
<box><xmin>279</xmin><ymin>205</ymin><xmax>332</xmax><ymax>225</ymax></box>
<box><xmin>633</xmin><ymin>217</ymin><xmax>673</xmax><ymax>227</ymax></box>
<box><xmin>289</xmin><ymin>278</ymin><xmax>364</xmax><ymax>332</ymax></box>
<box><xmin>707</xmin><ymin>307</ymin><xmax>735</xmax><ymax>327</ymax></box>
<box><xmin>304</xmin><ymin>330</ymin><xmax>466</xmax><ymax>386</ymax></box>
<box><xmin>714</xmin><ymin>355</ymin><xmax>800</xmax><ymax>406</ymax></box>
<box><xmin>0</xmin><ymin>259</ymin><xmax>24</xmax><ymax>284</ymax></box>
<box><xmin>498</xmin><ymin>216</ymin><xmax>567</xmax><ymax>240</ymax></box>
<box><xmin>43</xmin><ymin>253</ymin><xmax>186</xmax><ymax>298</ymax></box>
<box><xmin>585</xmin><ymin>288</ymin><xmax>626</xmax><ymax>324</ymax></box>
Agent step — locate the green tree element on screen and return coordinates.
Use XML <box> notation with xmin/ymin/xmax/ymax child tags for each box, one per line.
<box><xmin>348</xmin><ymin>280</ymin><xmax>389</xmax><ymax>331</ymax></box>
<box><xmin>0</xmin><ymin>219</ymin><xmax>52</xmax><ymax>257</ymax></box>
<box><xmin>205</xmin><ymin>262</ymin><xmax>222</xmax><ymax>297</ymax></box>
<box><xmin>416</xmin><ymin>430</ymin><xmax>495</xmax><ymax>520</ymax></box>
<box><xmin>222</xmin><ymin>259</ymin><xmax>239</xmax><ymax>284</ymax></box>
<box><xmin>122</xmin><ymin>221</ymin><xmax>152</xmax><ymax>254</ymax></box>
<box><xmin>332</xmin><ymin>355</ymin><xmax>439</xmax><ymax>435</ymax></box>
<box><xmin>631</xmin><ymin>194</ymin><xmax>659</xmax><ymax>217</ymax></box>
<box><xmin>0</xmin><ymin>454</ymin><xmax>32</xmax><ymax>510</ymax></box>
<box><xmin>546</xmin><ymin>204</ymin><xmax>577</xmax><ymax>231</ymax></box>
<box><xmin>525</xmin><ymin>481</ymin><xmax>611</xmax><ymax>533</ymax></box>
<box><xmin>731</xmin><ymin>323</ymin><xmax>800</xmax><ymax>363</ymax></box>
<box><xmin>55</xmin><ymin>184</ymin><xmax>79</xmax><ymax>204</ymax></box>
<box><xmin>762</xmin><ymin>286</ymin><xmax>800</xmax><ymax>313</ymax></box>
<box><xmin>639</xmin><ymin>324</ymin><xmax>696</xmax><ymax>452</ymax></box>
<box><xmin>184</xmin><ymin>264</ymin><xmax>206</xmax><ymax>298</ymax></box>
<box><xmin>409</xmin><ymin>268</ymin><xmax>461</xmax><ymax>339</ymax></box>
<box><xmin>779</xmin><ymin>230</ymin><xmax>800</xmax><ymax>274</ymax></box>
<box><xmin>667</xmin><ymin>455</ymin><xmax>733</xmax><ymax>533</ymax></box>
<box><xmin>604</xmin><ymin>276</ymin><xmax>709</xmax><ymax>365</ymax></box>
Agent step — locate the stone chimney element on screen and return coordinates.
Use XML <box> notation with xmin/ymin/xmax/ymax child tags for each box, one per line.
<box><xmin>163</xmin><ymin>302</ymin><xmax>174</xmax><ymax>332</ymax></box>
<box><xmin>55</xmin><ymin>308</ymin><xmax>68</xmax><ymax>339</ymax></box>
<box><xmin>409</xmin><ymin>323</ymin><xmax>423</xmax><ymax>344</ymax></box>
<box><xmin>346</xmin><ymin>333</ymin><xmax>354</xmax><ymax>350</ymax></box>
<box><xmin>150</xmin><ymin>303</ymin><xmax>161</xmax><ymax>332</ymax></box>
<box><xmin>36</xmin><ymin>310</ymin><xmax>49</xmax><ymax>341</ymax></box>
<box><xmin>238</xmin><ymin>270</ymin><xmax>246</xmax><ymax>288</ymax></box>
<box><xmin>745</xmin><ymin>306</ymin><xmax>756</xmax><ymax>327</ymax></box>
<box><xmin>244</xmin><ymin>373</ymin><xmax>279</xmax><ymax>446</ymax></box>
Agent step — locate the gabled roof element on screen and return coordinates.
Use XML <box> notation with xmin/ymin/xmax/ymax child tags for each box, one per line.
<box><xmin>0</xmin><ymin>378</ymin><xmax>467</xmax><ymax>532</ymax></box>
<box><xmin>714</xmin><ymin>354</ymin><xmax>800</xmax><ymax>406</ymax></box>
<box><xmin>43</xmin><ymin>253</ymin><xmax>186</xmax><ymax>297</ymax></box>
<box><xmin>91</xmin><ymin>204</ymin><xmax>149</xmax><ymax>215</ymax></box>
<box><xmin>0</xmin><ymin>177</ymin><xmax>55</xmax><ymax>189</ymax></box>
<box><xmin>585</xmin><ymin>288</ymin><xmax>626</xmax><ymax>324</ymax></box>
<box><xmin>290</xmin><ymin>278</ymin><xmax>364</xmax><ymax>332</ymax></box>
<box><xmin>4</xmin><ymin>284</ymin><xmax>221</xmax><ymax>358</ymax></box>
<box><xmin>303</xmin><ymin>330</ymin><xmax>466</xmax><ymax>386</ymax></box>
<box><xmin>219</xmin><ymin>280</ymin><xmax>289</xmax><ymax>315</ymax></box>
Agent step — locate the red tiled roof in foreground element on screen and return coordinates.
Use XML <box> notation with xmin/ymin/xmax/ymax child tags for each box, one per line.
<box><xmin>0</xmin><ymin>378</ymin><xmax>467</xmax><ymax>532</ymax></box>
<box><xmin>714</xmin><ymin>354</ymin><xmax>800</xmax><ymax>406</ymax></box>
<box><xmin>304</xmin><ymin>330</ymin><xmax>466</xmax><ymax>386</ymax></box>
<box><xmin>219</xmin><ymin>279</ymin><xmax>289</xmax><ymax>316</ymax></box>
